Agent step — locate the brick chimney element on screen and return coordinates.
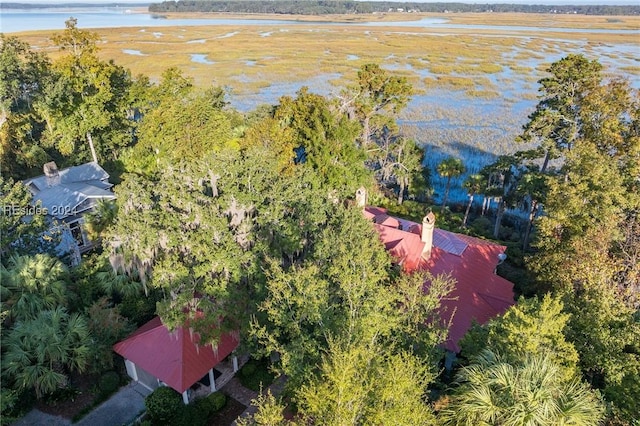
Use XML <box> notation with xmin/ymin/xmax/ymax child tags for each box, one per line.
<box><xmin>43</xmin><ymin>161</ymin><xmax>60</xmax><ymax>187</ymax></box>
<box><xmin>421</xmin><ymin>212</ymin><xmax>436</xmax><ymax>259</ymax></box>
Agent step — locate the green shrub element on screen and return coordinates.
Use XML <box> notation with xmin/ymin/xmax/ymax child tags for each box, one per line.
<box><xmin>118</xmin><ymin>288</ymin><xmax>162</xmax><ymax>327</ymax></box>
<box><xmin>173</xmin><ymin>403</ymin><xmax>208</xmax><ymax>426</ymax></box>
<box><xmin>0</xmin><ymin>388</ymin><xmax>18</xmax><ymax>426</ymax></box>
<box><xmin>145</xmin><ymin>386</ymin><xmax>183</xmax><ymax>424</ymax></box>
<box><xmin>170</xmin><ymin>393</ymin><xmax>226</xmax><ymax>426</ymax></box>
<box><xmin>43</xmin><ymin>386</ymin><xmax>81</xmax><ymax>405</ymax></box>
<box><xmin>98</xmin><ymin>371</ymin><xmax>121</xmax><ymax>396</ymax></box>
<box><xmin>470</xmin><ymin>216</ymin><xmax>492</xmax><ymax>237</ymax></box>
<box><xmin>238</xmin><ymin>358</ymin><xmax>276</xmax><ymax>392</ymax></box>
<box><xmin>241</xmin><ymin>363</ymin><xmax>257</xmax><ymax>377</ymax></box>
<box><xmin>0</xmin><ymin>388</ymin><xmax>35</xmax><ymax>426</ymax></box>
<box><xmin>505</xmin><ymin>243</ymin><xmax>524</xmax><ymax>267</ymax></box>
<box><xmin>199</xmin><ymin>391</ymin><xmax>227</xmax><ymax>414</ymax></box>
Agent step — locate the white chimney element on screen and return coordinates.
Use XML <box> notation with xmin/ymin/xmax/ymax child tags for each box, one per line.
<box><xmin>355</xmin><ymin>186</ymin><xmax>367</xmax><ymax>209</ymax></box>
<box><xmin>421</xmin><ymin>212</ymin><xmax>436</xmax><ymax>259</ymax></box>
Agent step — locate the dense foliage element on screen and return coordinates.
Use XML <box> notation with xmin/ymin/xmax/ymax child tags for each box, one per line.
<box><xmin>2</xmin><ymin>18</ymin><xmax>639</xmax><ymax>426</ymax></box>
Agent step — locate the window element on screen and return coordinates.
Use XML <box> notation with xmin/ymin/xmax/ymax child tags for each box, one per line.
<box><xmin>68</xmin><ymin>220</ymin><xmax>87</xmax><ymax>248</ymax></box>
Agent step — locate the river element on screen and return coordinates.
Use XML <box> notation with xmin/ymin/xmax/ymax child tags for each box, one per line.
<box><xmin>2</xmin><ymin>7</ymin><xmax>639</xmax><ymax>34</ymax></box>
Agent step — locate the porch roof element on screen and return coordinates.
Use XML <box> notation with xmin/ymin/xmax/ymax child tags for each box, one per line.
<box><xmin>113</xmin><ymin>316</ymin><xmax>239</xmax><ymax>393</ymax></box>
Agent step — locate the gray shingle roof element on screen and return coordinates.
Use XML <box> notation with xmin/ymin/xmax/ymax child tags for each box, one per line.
<box><xmin>24</xmin><ymin>162</ymin><xmax>115</xmax><ymax>219</ymax></box>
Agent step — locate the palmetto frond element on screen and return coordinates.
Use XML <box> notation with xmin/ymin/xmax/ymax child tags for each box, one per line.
<box><xmin>439</xmin><ymin>349</ymin><xmax>604</xmax><ymax>426</ymax></box>
<box><xmin>2</xmin><ymin>307</ymin><xmax>91</xmax><ymax>398</ymax></box>
<box><xmin>1</xmin><ymin>254</ymin><xmax>68</xmax><ymax>321</ymax></box>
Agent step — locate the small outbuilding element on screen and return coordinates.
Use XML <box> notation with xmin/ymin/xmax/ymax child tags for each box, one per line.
<box><xmin>113</xmin><ymin>316</ymin><xmax>240</xmax><ymax>404</ymax></box>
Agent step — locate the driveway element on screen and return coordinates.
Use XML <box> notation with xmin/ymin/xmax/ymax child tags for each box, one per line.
<box><xmin>12</xmin><ymin>382</ymin><xmax>151</xmax><ymax>426</ymax></box>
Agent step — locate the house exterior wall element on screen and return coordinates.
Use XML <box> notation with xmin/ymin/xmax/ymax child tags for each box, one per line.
<box><xmin>124</xmin><ymin>359</ymin><xmax>138</xmax><ymax>383</ymax></box>
<box><xmin>125</xmin><ymin>360</ymin><xmax>159</xmax><ymax>392</ymax></box>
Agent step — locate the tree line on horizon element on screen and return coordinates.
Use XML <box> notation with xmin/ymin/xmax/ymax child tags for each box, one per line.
<box><xmin>148</xmin><ymin>1</ymin><xmax>640</xmax><ymax>16</ymax></box>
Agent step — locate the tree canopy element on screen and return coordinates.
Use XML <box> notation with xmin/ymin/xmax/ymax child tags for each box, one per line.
<box><xmin>3</xmin><ymin>26</ymin><xmax>639</xmax><ymax>425</ymax></box>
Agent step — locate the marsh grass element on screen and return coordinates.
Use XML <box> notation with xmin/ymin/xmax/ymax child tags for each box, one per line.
<box><xmin>466</xmin><ymin>89</ymin><xmax>500</xmax><ymax>99</ymax></box>
<box><xmin>12</xmin><ymin>13</ymin><xmax>637</xmax><ymax>198</ymax></box>
<box><xmin>16</xmin><ymin>18</ymin><xmax>637</xmax><ymax>92</ymax></box>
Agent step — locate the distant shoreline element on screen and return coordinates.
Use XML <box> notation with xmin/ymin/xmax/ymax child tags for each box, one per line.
<box><xmin>3</xmin><ymin>2</ymin><xmax>640</xmax><ymax>17</ymax></box>
<box><xmin>0</xmin><ymin>3</ymin><xmax>150</xmax><ymax>9</ymax></box>
<box><xmin>3</xmin><ymin>6</ymin><xmax>639</xmax><ymax>34</ymax></box>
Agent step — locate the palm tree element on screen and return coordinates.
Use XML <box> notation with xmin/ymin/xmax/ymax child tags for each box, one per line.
<box><xmin>84</xmin><ymin>199</ymin><xmax>118</xmax><ymax>241</ymax></box>
<box><xmin>437</xmin><ymin>157</ymin><xmax>465</xmax><ymax>213</ymax></box>
<box><xmin>439</xmin><ymin>350</ymin><xmax>604</xmax><ymax>426</ymax></box>
<box><xmin>516</xmin><ymin>170</ymin><xmax>546</xmax><ymax>251</ymax></box>
<box><xmin>480</xmin><ymin>156</ymin><xmax>518</xmax><ymax>239</ymax></box>
<box><xmin>461</xmin><ymin>174</ymin><xmax>484</xmax><ymax>228</ymax></box>
<box><xmin>2</xmin><ymin>307</ymin><xmax>91</xmax><ymax>398</ymax></box>
<box><xmin>95</xmin><ymin>269</ymin><xmax>144</xmax><ymax>299</ymax></box>
<box><xmin>1</xmin><ymin>254</ymin><xmax>69</xmax><ymax>321</ymax></box>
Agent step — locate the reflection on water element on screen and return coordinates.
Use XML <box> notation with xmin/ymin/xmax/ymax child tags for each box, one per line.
<box><xmin>122</xmin><ymin>49</ymin><xmax>145</xmax><ymax>56</ymax></box>
<box><xmin>190</xmin><ymin>54</ymin><xmax>214</xmax><ymax>64</ymax></box>
<box><xmin>4</xmin><ymin>8</ymin><xmax>639</xmax><ymax>34</ymax></box>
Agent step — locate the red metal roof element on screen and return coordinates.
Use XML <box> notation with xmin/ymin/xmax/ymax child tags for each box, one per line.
<box><xmin>373</xmin><ymin>224</ymin><xmax>426</xmax><ymax>272</ymax></box>
<box><xmin>364</xmin><ymin>207</ymin><xmax>515</xmax><ymax>352</ymax></box>
<box><xmin>113</xmin><ymin>317</ymin><xmax>239</xmax><ymax>393</ymax></box>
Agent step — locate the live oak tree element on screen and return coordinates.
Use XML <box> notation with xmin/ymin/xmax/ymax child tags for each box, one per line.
<box><xmin>350</xmin><ymin>63</ymin><xmax>412</xmax><ymax>147</ymax></box>
<box><xmin>130</xmin><ymin>75</ymin><xmax>237</xmax><ymax>174</ymax></box>
<box><xmin>106</xmin><ymin>151</ymin><xmax>263</xmax><ymax>342</ymax></box>
<box><xmin>0</xmin><ymin>35</ymin><xmax>51</xmax><ymax>179</ymax></box>
<box><xmin>274</xmin><ymin>87</ymin><xmax>372</xmax><ymax>198</ymax></box>
<box><xmin>37</xmin><ymin>18</ymin><xmax>135</xmax><ymax>164</ymax></box>
<box><xmin>105</xmin><ymin>146</ymin><xmax>334</xmax><ymax>343</ymax></box>
<box><xmin>241</xmin><ymin>111</ymin><xmax>297</xmax><ymax>174</ymax></box>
